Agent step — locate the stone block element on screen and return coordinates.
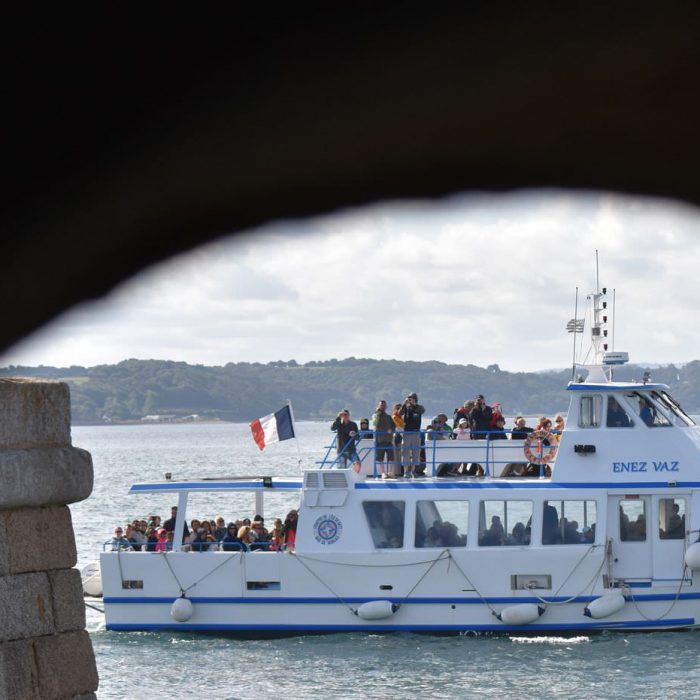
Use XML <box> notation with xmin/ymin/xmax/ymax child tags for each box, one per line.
<box><xmin>0</xmin><ymin>572</ymin><xmax>54</xmax><ymax>643</ymax></box>
<box><xmin>0</xmin><ymin>506</ymin><xmax>77</xmax><ymax>574</ymax></box>
<box><xmin>0</xmin><ymin>638</ymin><xmax>39</xmax><ymax>700</ymax></box>
<box><xmin>48</xmin><ymin>569</ymin><xmax>86</xmax><ymax>633</ymax></box>
<box><xmin>34</xmin><ymin>631</ymin><xmax>98</xmax><ymax>699</ymax></box>
<box><xmin>0</xmin><ymin>379</ymin><xmax>71</xmax><ymax>450</ymax></box>
<box><xmin>0</xmin><ymin>447</ymin><xmax>93</xmax><ymax>509</ymax></box>
<box><xmin>0</xmin><ymin>518</ymin><xmax>7</xmax><ymax>578</ymax></box>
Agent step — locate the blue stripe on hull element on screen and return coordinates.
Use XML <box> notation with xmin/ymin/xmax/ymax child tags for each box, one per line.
<box><xmin>104</xmin><ymin>592</ymin><xmax>700</xmax><ymax>605</ymax></box>
<box><xmin>106</xmin><ymin>618</ymin><xmax>696</xmax><ymax>633</ymax></box>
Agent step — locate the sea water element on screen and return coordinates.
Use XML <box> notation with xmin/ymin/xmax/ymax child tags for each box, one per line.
<box><xmin>71</xmin><ymin>423</ymin><xmax>700</xmax><ymax>700</ymax></box>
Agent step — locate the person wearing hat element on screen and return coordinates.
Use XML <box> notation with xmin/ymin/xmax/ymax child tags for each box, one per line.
<box><xmin>330</xmin><ymin>409</ymin><xmax>362</xmax><ymax>470</ymax></box>
<box><xmin>469</xmin><ymin>394</ymin><xmax>493</xmax><ymax>439</ymax></box>
<box><xmin>427</xmin><ymin>416</ymin><xmax>448</xmax><ymax>441</ymax></box>
<box><xmin>399</xmin><ymin>392</ymin><xmax>425</xmax><ymax>478</ymax></box>
<box><xmin>453</xmin><ymin>417</ymin><xmax>471</xmax><ymax>440</ymax></box>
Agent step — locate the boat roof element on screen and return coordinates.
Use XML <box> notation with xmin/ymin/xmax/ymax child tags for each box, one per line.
<box><xmin>566</xmin><ymin>381</ymin><xmax>669</xmax><ymax>392</ymax></box>
<box><xmin>129</xmin><ymin>476</ymin><xmax>303</xmax><ymax>494</ymax></box>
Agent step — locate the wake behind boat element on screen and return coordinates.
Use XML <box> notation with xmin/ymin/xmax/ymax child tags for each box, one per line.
<box><xmin>94</xmin><ymin>284</ymin><xmax>700</xmax><ymax>635</ymax></box>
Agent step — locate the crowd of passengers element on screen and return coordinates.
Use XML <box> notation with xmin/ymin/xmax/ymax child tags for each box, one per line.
<box><xmin>110</xmin><ymin>505</ymin><xmax>298</xmax><ymax>553</ymax></box>
<box><xmin>332</xmin><ymin>391</ymin><xmax>565</xmax><ymax>478</ymax></box>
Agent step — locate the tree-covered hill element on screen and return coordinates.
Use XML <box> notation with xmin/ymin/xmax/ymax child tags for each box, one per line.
<box><xmin>2</xmin><ymin>358</ymin><xmax>699</xmax><ymax>424</ymax></box>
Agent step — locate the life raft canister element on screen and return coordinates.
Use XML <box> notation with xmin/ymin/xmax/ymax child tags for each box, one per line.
<box><xmin>523</xmin><ymin>430</ymin><xmax>558</xmax><ymax>464</ymax></box>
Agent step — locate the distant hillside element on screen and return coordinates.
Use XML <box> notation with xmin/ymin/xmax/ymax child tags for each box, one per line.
<box><xmin>2</xmin><ymin>358</ymin><xmax>699</xmax><ymax>424</ymax></box>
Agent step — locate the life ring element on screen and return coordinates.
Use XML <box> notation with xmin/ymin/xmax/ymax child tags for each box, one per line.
<box><xmin>523</xmin><ymin>430</ymin><xmax>558</xmax><ymax>464</ymax></box>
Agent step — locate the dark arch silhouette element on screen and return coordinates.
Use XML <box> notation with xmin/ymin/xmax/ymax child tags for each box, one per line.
<box><xmin>4</xmin><ymin>6</ymin><xmax>700</xmax><ymax>355</ymax></box>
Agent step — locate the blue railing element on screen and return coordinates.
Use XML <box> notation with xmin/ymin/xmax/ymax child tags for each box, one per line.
<box><xmin>318</xmin><ymin>429</ymin><xmax>559</xmax><ymax>478</ymax></box>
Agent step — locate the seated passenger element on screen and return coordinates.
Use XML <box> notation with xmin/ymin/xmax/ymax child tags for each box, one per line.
<box><xmin>238</xmin><ymin>525</ymin><xmax>254</xmax><ymax>549</ymax></box>
<box><xmin>111</xmin><ymin>527</ymin><xmax>132</xmax><ymax>551</ymax></box>
<box><xmin>639</xmin><ymin>398</ymin><xmax>655</xmax><ymax>426</ymax></box>
<box><xmin>489</xmin><ymin>416</ymin><xmax>508</xmax><ymax>440</ymax></box>
<box><xmin>607</xmin><ymin>397</ymin><xmax>632</xmax><ymax>427</ymax></box>
<box><xmin>507</xmin><ymin>522</ymin><xmax>527</xmax><ymax>545</ymax></box>
<box><xmin>453</xmin><ymin>418</ymin><xmax>471</xmax><ymax>440</ymax></box>
<box><xmin>542</xmin><ymin>504</ymin><xmax>560</xmax><ymax>544</ymax></box>
<box><xmin>511</xmin><ymin>416</ymin><xmax>534</xmax><ymax>440</ymax></box>
<box><xmin>563</xmin><ymin>519</ymin><xmax>581</xmax><ymax>544</ymax></box>
<box><xmin>222</xmin><ymin>522</ymin><xmax>245</xmax><ymax>551</ymax></box>
<box><xmin>553</xmin><ymin>415</ymin><xmax>566</xmax><ymax>442</ymax></box>
<box><xmin>427</xmin><ymin>417</ymin><xmax>448</xmax><ymax>440</ymax></box>
<box><xmin>479</xmin><ymin>516</ymin><xmax>505</xmax><ymax>546</ymax></box>
<box><xmin>145</xmin><ymin>526</ymin><xmax>158</xmax><ymax>552</ymax></box>
<box><xmin>437</xmin><ymin>521</ymin><xmax>462</xmax><ymax>547</ymax></box>
<box><xmin>155</xmin><ymin>528</ymin><xmax>168</xmax><ymax>552</ymax></box>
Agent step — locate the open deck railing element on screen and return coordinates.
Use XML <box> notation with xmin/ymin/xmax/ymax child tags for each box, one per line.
<box><xmin>318</xmin><ymin>429</ymin><xmax>559</xmax><ymax>478</ymax></box>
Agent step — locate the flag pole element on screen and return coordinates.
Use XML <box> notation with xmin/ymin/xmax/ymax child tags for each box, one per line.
<box><xmin>286</xmin><ymin>399</ymin><xmax>303</xmax><ymax>475</ymax></box>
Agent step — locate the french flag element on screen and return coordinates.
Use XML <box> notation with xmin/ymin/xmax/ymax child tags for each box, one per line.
<box><xmin>250</xmin><ymin>405</ymin><xmax>296</xmax><ymax>450</ymax></box>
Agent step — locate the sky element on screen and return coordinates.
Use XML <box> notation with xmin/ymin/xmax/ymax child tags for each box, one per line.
<box><xmin>3</xmin><ymin>190</ymin><xmax>700</xmax><ymax>373</ymax></box>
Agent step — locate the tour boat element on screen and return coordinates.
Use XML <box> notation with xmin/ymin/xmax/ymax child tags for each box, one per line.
<box><xmin>95</xmin><ymin>285</ymin><xmax>700</xmax><ymax>635</ymax></box>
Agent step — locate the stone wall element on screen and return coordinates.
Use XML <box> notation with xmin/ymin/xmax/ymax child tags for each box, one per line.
<box><xmin>0</xmin><ymin>379</ymin><xmax>98</xmax><ymax>699</ymax></box>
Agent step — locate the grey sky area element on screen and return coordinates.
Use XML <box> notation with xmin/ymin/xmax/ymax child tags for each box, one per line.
<box><xmin>3</xmin><ymin>190</ymin><xmax>699</xmax><ymax>372</ymax></box>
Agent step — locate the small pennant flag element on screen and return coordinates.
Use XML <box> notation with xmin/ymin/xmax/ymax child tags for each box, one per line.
<box><xmin>250</xmin><ymin>405</ymin><xmax>296</xmax><ymax>450</ymax></box>
<box><xmin>566</xmin><ymin>319</ymin><xmax>585</xmax><ymax>333</ymax></box>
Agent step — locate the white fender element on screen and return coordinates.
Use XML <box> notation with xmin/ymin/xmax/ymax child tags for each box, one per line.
<box><xmin>81</xmin><ymin>561</ymin><xmax>103</xmax><ymax>598</ymax></box>
<box><xmin>496</xmin><ymin>603</ymin><xmax>544</xmax><ymax>625</ymax></box>
<box><xmin>170</xmin><ymin>597</ymin><xmax>194</xmax><ymax>622</ymax></box>
<box><xmin>684</xmin><ymin>542</ymin><xmax>700</xmax><ymax>571</ymax></box>
<box><xmin>355</xmin><ymin>600</ymin><xmax>398</xmax><ymax>620</ymax></box>
<box><xmin>583</xmin><ymin>590</ymin><xmax>626</xmax><ymax>619</ymax></box>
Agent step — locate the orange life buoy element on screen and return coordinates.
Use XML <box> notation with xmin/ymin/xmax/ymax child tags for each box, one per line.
<box><xmin>523</xmin><ymin>430</ymin><xmax>558</xmax><ymax>464</ymax></box>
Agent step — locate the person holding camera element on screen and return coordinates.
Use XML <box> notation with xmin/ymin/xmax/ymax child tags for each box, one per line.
<box><xmin>469</xmin><ymin>394</ymin><xmax>493</xmax><ymax>439</ymax></box>
<box><xmin>399</xmin><ymin>392</ymin><xmax>425</xmax><ymax>478</ymax></box>
<box><xmin>330</xmin><ymin>409</ymin><xmax>362</xmax><ymax>470</ymax></box>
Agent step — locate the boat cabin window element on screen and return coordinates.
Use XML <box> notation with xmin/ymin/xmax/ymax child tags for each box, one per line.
<box><xmin>658</xmin><ymin>497</ymin><xmax>686</xmax><ymax>540</ymax></box>
<box><xmin>606</xmin><ymin>396</ymin><xmax>634</xmax><ymax>428</ymax></box>
<box><xmin>578</xmin><ymin>396</ymin><xmax>602</xmax><ymax>428</ymax></box>
<box><xmin>626</xmin><ymin>392</ymin><xmax>671</xmax><ymax>427</ymax></box>
<box><xmin>652</xmin><ymin>390</ymin><xmax>696</xmax><ymax>427</ymax></box>
<box><xmin>362</xmin><ymin>501</ymin><xmax>405</xmax><ymax>549</ymax></box>
<box><xmin>542</xmin><ymin>500</ymin><xmax>597</xmax><ymax>545</ymax></box>
<box><xmin>618</xmin><ymin>498</ymin><xmax>646</xmax><ymax>542</ymax></box>
<box><xmin>415</xmin><ymin>500</ymin><xmax>468</xmax><ymax>548</ymax></box>
<box><xmin>478</xmin><ymin>500</ymin><xmax>532</xmax><ymax>546</ymax></box>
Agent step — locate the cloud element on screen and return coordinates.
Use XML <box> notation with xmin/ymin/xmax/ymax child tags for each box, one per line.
<box><xmin>2</xmin><ymin>190</ymin><xmax>700</xmax><ymax>372</ymax></box>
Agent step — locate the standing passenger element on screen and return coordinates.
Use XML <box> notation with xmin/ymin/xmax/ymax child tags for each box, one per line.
<box><xmin>372</xmin><ymin>399</ymin><xmax>396</xmax><ymax>478</ymax></box>
<box><xmin>330</xmin><ymin>409</ymin><xmax>362</xmax><ymax>470</ymax></box>
<box><xmin>399</xmin><ymin>392</ymin><xmax>425</xmax><ymax>478</ymax></box>
<box><xmin>469</xmin><ymin>394</ymin><xmax>493</xmax><ymax>439</ymax></box>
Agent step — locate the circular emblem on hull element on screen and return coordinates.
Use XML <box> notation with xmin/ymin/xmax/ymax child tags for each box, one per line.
<box><xmin>313</xmin><ymin>514</ymin><xmax>343</xmax><ymax>545</ymax></box>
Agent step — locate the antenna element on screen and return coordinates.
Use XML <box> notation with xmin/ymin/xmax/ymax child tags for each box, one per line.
<box><xmin>612</xmin><ymin>288</ymin><xmax>616</xmax><ymax>351</ymax></box>
<box><xmin>595</xmin><ymin>249</ymin><xmax>600</xmax><ymax>293</ymax></box>
<box><xmin>571</xmin><ymin>287</ymin><xmax>579</xmax><ymax>381</ymax></box>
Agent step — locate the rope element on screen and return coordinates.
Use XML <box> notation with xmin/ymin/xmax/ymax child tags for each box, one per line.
<box><xmin>441</xmin><ymin>550</ymin><xmax>500</xmax><ymax>616</ymax></box>
<box><xmin>84</xmin><ymin>601</ymin><xmax>104</xmax><ymax>614</ymax></box>
<box><xmin>529</xmin><ymin>544</ymin><xmax>608</xmax><ymax>606</ymax></box>
<box><xmin>624</xmin><ymin>538</ymin><xmax>691</xmax><ymax>622</ymax></box>
<box><xmin>288</xmin><ymin>552</ymin><xmax>357</xmax><ymax>613</ymax></box>
<box><xmin>159</xmin><ymin>550</ymin><xmax>244</xmax><ymax>597</ymax></box>
<box><xmin>394</xmin><ymin>550</ymin><xmax>452</xmax><ymax>608</ymax></box>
